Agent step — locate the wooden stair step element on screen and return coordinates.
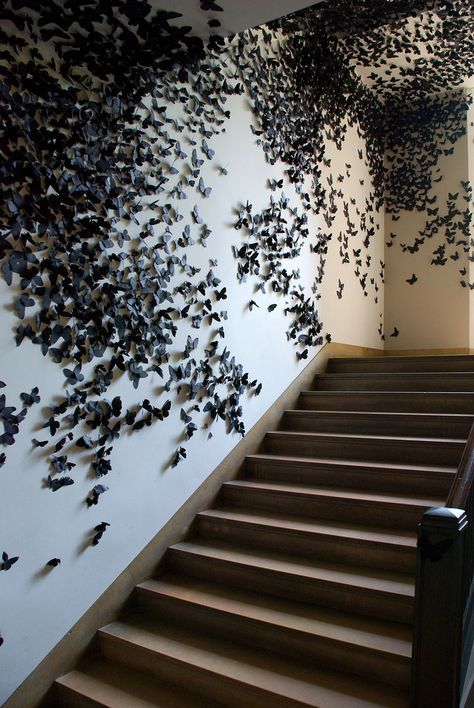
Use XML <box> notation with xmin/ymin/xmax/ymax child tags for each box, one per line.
<box><xmin>299</xmin><ymin>391</ymin><xmax>474</xmax><ymax>413</ymax></box>
<box><xmin>263</xmin><ymin>430</ymin><xmax>465</xmax><ymax>466</ymax></box>
<box><xmin>281</xmin><ymin>410</ymin><xmax>474</xmax><ymax>438</ymax></box>
<box><xmin>53</xmin><ymin>659</ymin><xmax>221</xmax><ymax>707</ymax></box>
<box><xmin>52</xmin><ymin>355</ymin><xmax>473</xmax><ymax>708</ymax></box>
<box><xmin>221</xmin><ymin>479</ymin><xmax>443</xmax><ymax>530</ymax></box>
<box><xmin>313</xmin><ymin>372</ymin><xmax>474</xmax><ymax>392</ymax></box>
<box><xmin>327</xmin><ymin>355</ymin><xmax>474</xmax><ymax>373</ymax></box>
<box><xmin>98</xmin><ymin>617</ymin><xmax>409</xmax><ymax>707</ymax></box>
<box><xmin>136</xmin><ymin>575</ymin><xmax>412</xmax><ymax>688</ymax></box>
<box><xmin>196</xmin><ymin>508</ymin><xmax>416</xmax><ymax>572</ymax></box>
<box><xmin>165</xmin><ymin>540</ymin><xmax>415</xmax><ymax>623</ymax></box>
<box><xmin>245</xmin><ymin>453</ymin><xmax>456</xmax><ymax>496</ymax></box>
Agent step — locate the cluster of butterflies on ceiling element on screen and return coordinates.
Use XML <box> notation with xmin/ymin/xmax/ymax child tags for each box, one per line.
<box><xmin>347</xmin><ymin>0</ymin><xmax>473</xmax><ymax>291</ymax></box>
<box><xmin>0</xmin><ymin>0</ymin><xmax>472</xmax><ymax>608</ymax></box>
<box><xmin>226</xmin><ymin>0</ymin><xmax>472</xmax><ymax>335</ymax></box>
<box><xmin>230</xmin><ymin>6</ymin><xmax>387</xmax><ymax>312</ymax></box>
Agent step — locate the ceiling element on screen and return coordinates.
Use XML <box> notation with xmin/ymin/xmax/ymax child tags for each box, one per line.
<box><xmin>351</xmin><ymin>11</ymin><xmax>474</xmax><ymax>97</ymax></box>
<box><xmin>153</xmin><ymin>0</ymin><xmax>320</xmax><ymax>37</ymax></box>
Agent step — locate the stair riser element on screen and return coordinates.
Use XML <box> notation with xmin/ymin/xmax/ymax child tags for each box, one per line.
<box><xmin>221</xmin><ymin>486</ymin><xmax>428</xmax><ymax>530</ymax></box>
<box><xmin>196</xmin><ymin>516</ymin><xmax>416</xmax><ymax>573</ymax></box>
<box><xmin>313</xmin><ymin>373</ymin><xmax>474</xmax><ymax>391</ymax></box>
<box><xmin>49</xmin><ymin>686</ymin><xmax>98</xmax><ymax>708</ymax></box>
<box><xmin>299</xmin><ymin>392</ymin><xmax>474</xmax><ymax>413</ymax></box>
<box><xmin>98</xmin><ymin>633</ymin><xmax>311</xmax><ymax>708</ymax></box>
<box><xmin>165</xmin><ymin>550</ymin><xmax>414</xmax><ymax>624</ymax></box>
<box><xmin>281</xmin><ymin>412</ymin><xmax>473</xmax><ymax>439</ymax></box>
<box><xmin>264</xmin><ymin>434</ymin><xmax>464</xmax><ymax>466</ymax></box>
<box><xmin>136</xmin><ymin>589</ymin><xmax>411</xmax><ymax>690</ymax></box>
<box><xmin>327</xmin><ymin>357</ymin><xmax>474</xmax><ymax>373</ymax></box>
<box><xmin>244</xmin><ymin>458</ymin><xmax>454</xmax><ymax>497</ymax></box>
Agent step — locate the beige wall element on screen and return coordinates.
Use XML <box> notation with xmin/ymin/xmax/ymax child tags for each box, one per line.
<box><xmin>321</xmin><ymin>123</ymin><xmax>385</xmax><ymax>349</ymax></box>
<box><xmin>384</xmin><ymin>105</ymin><xmax>471</xmax><ymax>351</ymax></box>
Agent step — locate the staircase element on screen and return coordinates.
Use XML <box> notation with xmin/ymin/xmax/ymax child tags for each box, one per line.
<box><xmin>50</xmin><ymin>355</ymin><xmax>474</xmax><ymax>707</ymax></box>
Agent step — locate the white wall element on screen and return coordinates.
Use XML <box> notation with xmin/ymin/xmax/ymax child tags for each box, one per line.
<box><xmin>321</xmin><ymin>129</ymin><xmax>385</xmax><ymax>348</ymax></box>
<box><xmin>0</xmin><ymin>34</ymin><xmax>384</xmax><ymax>705</ymax></box>
<box><xmin>384</xmin><ymin>109</ymin><xmax>471</xmax><ymax>351</ymax></box>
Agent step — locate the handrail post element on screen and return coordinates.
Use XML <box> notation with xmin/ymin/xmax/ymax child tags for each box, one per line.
<box><xmin>411</xmin><ymin>507</ymin><xmax>468</xmax><ymax>708</ymax></box>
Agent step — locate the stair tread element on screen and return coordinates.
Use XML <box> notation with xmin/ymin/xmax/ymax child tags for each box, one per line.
<box><xmin>316</xmin><ymin>371</ymin><xmax>474</xmax><ymax>377</ymax></box>
<box><xmin>312</xmin><ymin>388</ymin><xmax>474</xmax><ymax>394</ymax></box>
<box><xmin>199</xmin><ymin>508</ymin><xmax>417</xmax><ymax>546</ymax></box>
<box><xmin>247</xmin><ymin>452</ymin><xmax>457</xmax><ymax>474</ymax></box>
<box><xmin>329</xmin><ymin>355</ymin><xmax>474</xmax><ymax>364</ymax></box>
<box><xmin>224</xmin><ymin>479</ymin><xmax>445</xmax><ymax>507</ymax></box>
<box><xmin>327</xmin><ymin>356</ymin><xmax>474</xmax><ymax>375</ymax></box>
<box><xmin>100</xmin><ymin>617</ymin><xmax>409</xmax><ymax>707</ymax></box>
<box><xmin>298</xmin><ymin>390</ymin><xmax>474</xmax><ymax>413</ymax></box>
<box><xmin>266</xmin><ymin>430</ymin><xmax>466</xmax><ymax>443</ymax></box>
<box><xmin>302</xmin><ymin>389</ymin><xmax>474</xmax><ymax>394</ymax></box>
<box><xmin>168</xmin><ymin>540</ymin><xmax>415</xmax><ymax>596</ymax></box>
<box><xmin>301</xmin><ymin>390</ymin><xmax>474</xmax><ymax>399</ymax></box>
<box><xmin>285</xmin><ymin>410</ymin><xmax>474</xmax><ymax>420</ymax></box>
<box><xmin>138</xmin><ymin>574</ymin><xmax>413</xmax><ymax>657</ymax></box>
<box><xmin>56</xmin><ymin>660</ymin><xmax>221</xmax><ymax>708</ymax></box>
<box><xmin>322</xmin><ymin>371</ymin><xmax>474</xmax><ymax>376</ymax></box>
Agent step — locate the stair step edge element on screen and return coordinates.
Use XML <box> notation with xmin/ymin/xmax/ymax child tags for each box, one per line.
<box><xmin>246</xmin><ymin>453</ymin><xmax>457</xmax><ymax>473</ymax></box>
<box><xmin>223</xmin><ymin>480</ymin><xmax>445</xmax><ymax>505</ymax></box>
<box><xmin>198</xmin><ymin>509</ymin><xmax>418</xmax><ymax>546</ymax></box>
<box><xmin>266</xmin><ymin>431</ymin><xmax>466</xmax><ymax>443</ymax></box>
<box><xmin>136</xmin><ymin>578</ymin><xmax>413</xmax><ymax>656</ymax></box>
<box><xmin>168</xmin><ymin>542</ymin><xmax>415</xmax><ymax>596</ymax></box>
<box><xmin>98</xmin><ymin>620</ymin><xmax>410</xmax><ymax>708</ymax></box>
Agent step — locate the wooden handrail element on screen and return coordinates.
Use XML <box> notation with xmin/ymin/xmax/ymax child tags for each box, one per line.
<box><xmin>412</xmin><ymin>421</ymin><xmax>474</xmax><ymax>706</ymax></box>
<box><xmin>446</xmin><ymin>421</ymin><xmax>474</xmax><ymax>509</ymax></box>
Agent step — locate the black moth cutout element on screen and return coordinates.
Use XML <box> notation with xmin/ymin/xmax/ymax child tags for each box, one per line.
<box><xmin>1</xmin><ymin>552</ymin><xmax>19</xmax><ymax>571</ymax></box>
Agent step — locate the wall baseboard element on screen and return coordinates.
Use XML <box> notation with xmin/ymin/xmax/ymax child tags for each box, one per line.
<box><xmin>5</xmin><ymin>341</ymin><xmax>382</xmax><ymax>708</ymax></box>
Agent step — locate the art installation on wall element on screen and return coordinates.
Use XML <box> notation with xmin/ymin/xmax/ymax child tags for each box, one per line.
<box><xmin>0</xmin><ymin>0</ymin><xmax>473</xmax><ymax>648</ymax></box>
